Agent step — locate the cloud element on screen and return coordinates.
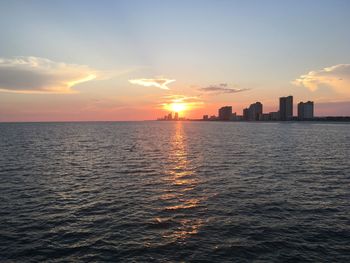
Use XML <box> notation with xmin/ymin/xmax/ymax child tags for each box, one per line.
<box><xmin>162</xmin><ymin>94</ymin><xmax>202</xmax><ymax>104</ymax></box>
<box><xmin>160</xmin><ymin>94</ymin><xmax>204</xmax><ymax>110</ymax></box>
<box><xmin>293</xmin><ymin>64</ymin><xmax>350</xmax><ymax>95</ymax></box>
<box><xmin>199</xmin><ymin>83</ymin><xmax>249</xmax><ymax>94</ymax></box>
<box><xmin>129</xmin><ymin>78</ymin><xmax>175</xmax><ymax>90</ymax></box>
<box><xmin>0</xmin><ymin>56</ymin><xmax>99</xmax><ymax>94</ymax></box>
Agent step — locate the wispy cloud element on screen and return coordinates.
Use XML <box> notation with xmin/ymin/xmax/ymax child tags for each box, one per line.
<box><xmin>129</xmin><ymin>78</ymin><xmax>175</xmax><ymax>90</ymax></box>
<box><xmin>293</xmin><ymin>64</ymin><xmax>350</xmax><ymax>96</ymax></box>
<box><xmin>0</xmin><ymin>56</ymin><xmax>99</xmax><ymax>94</ymax></box>
<box><xmin>199</xmin><ymin>83</ymin><xmax>249</xmax><ymax>94</ymax></box>
<box><xmin>162</xmin><ymin>94</ymin><xmax>202</xmax><ymax>104</ymax></box>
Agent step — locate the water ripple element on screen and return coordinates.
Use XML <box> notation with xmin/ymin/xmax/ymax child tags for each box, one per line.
<box><xmin>0</xmin><ymin>121</ymin><xmax>349</xmax><ymax>262</ymax></box>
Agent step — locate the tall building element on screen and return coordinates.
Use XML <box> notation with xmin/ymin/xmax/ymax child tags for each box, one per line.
<box><xmin>167</xmin><ymin>113</ymin><xmax>173</xmax><ymax>120</ymax></box>
<box><xmin>279</xmin><ymin>96</ymin><xmax>293</xmax><ymax>121</ymax></box>
<box><xmin>298</xmin><ymin>101</ymin><xmax>314</xmax><ymax>120</ymax></box>
<box><xmin>248</xmin><ymin>102</ymin><xmax>263</xmax><ymax>121</ymax></box>
<box><xmin>174</xmin><ymin>112</ymin><xmax>179</xmax><ymax>121</ymax></box>
<box><xmin>218</xmin><ymin>106</ymin><xmax>232</xmax><ymax>121</ymax></box>
<box><xmin>243</xmin><ymin>108</ymin><xmax>249</xmax><ymax>121</ymax></box>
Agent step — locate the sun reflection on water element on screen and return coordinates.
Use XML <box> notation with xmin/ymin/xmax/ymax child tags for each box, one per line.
<box><xmin>156</xmin><ymin>122</ymin><xmax>203</xmax><ymax>241</ymax></box>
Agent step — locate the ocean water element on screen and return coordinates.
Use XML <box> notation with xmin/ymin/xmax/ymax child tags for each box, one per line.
<box><xmin>0</xmin><ymin>121</ymin><xmax>349</xmax><ymax>262</ymax></box>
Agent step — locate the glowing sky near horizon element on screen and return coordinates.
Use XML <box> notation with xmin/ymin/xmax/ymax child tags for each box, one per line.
<box><xmin>0</xmin><ymin>0</ymin><xmax>350</xmax><ymax>121</ymax></box>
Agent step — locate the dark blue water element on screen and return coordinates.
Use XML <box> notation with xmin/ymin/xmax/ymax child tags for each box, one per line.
<box><xmin>0</xmin><ymin>121</ymin><xmax>349</xmax><ymax>262</ymax></box>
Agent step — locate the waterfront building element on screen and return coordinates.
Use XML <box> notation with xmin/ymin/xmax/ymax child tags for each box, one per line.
<box><xmin>218</xmin><ymin>106</ymin><xmax>232</xmax><ymax>121</ymax></box>
<box><xmin>231</xmin><ymin>112</ymin><xmax>237</xmax><ymax>121</ymax></box>
<box><xmin>259</xmin><ymin>113</ymin><xmax>270</xmax><ymax>121</ymax></box>
<box><xmin>243</xmin><ymin>102</ymin><xmax>263</xmax><ymax>121</ymax></box>
<box><xmin>174</xmin><ymin>112</ymin><xmax>179</xmax><ymax>121</ymax></box>
<box><xmin>203</xmin><ymin>115</ymin><xmax>209</xmax><ymax>120</ymax></box>
<box><xmin>298</xmin><ymin>101</ymin><xmax>314</xmax><ymax>120</ymax></box>
<box><xmin>248</xmin><ymin>102</ymin><xmax>263</xmax><ymax>121</ymax></box>
<box><xmin>167</xmin><ymin>113</ymin><xmax>173</xmax><ymax>120</ymax></box>
<box><xmin>243</xmin><ymin>108</ymin><xmax>249</xmax><ymax>121</ymax></box>
<box><xmin>279</xmin><ymin>96</ymin><xmax>293</xmax><ymax>121</ymax></box>
<box><xmin>269</xmin><ymin>111</ymin><xmax>280</xmax><ymax>121</ymax></box>
<box><xmin>236</xmin><ymin>115</ymin><xmax>243</xmax><ymax>121</ymax></box>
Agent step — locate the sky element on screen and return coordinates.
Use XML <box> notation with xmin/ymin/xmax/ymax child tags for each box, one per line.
<box><xmin>0</xmin><ymin>0</ymin><xmax>350</xmax><ymax>121</ymax></box>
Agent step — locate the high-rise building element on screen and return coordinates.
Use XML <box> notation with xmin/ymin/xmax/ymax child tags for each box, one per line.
<box><xmin>243</xmin><ymin>108</ymin><xmax>249</xmax><ymax>121</ymax></box>
<box><xmin>218</xmin><ymin>106</ymin><xmax>232</xmax><ymax>121</ymax></box>
<box><xmin>203</xmin><ymin>115</ymin><xmax>209</xmax><ymax>120</ymax></box>
<box><xmin>298</xmin><ymin>101</ymin><xmax>314</xmax><ymax>120</ymax></box>
<box><xmin>248</xmin><ymin>102</ymin><xmax>263</xmax><ymax>121</ymax></box>
<box><xmin>167</xmin><ymin>113</ymin><xmax>173</xmax><ymax>120</ymax></box>
<box><xmin>279</xmin><ymin>96</ymin><xmax>293</xmax><ymax>121</ymax></box>
<box><xmin>174</xmin><ymin>112</ymin><xmax>179</xmax><ymax>120</ymax></box>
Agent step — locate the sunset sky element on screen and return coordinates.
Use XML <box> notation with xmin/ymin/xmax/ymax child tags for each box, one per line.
<box><xmin>1</xmin><ymin>0</ymin><xmax>350</xmax><ymax>121</ymax></box>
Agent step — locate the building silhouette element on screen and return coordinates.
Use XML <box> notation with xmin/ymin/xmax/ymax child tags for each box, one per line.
<box><xmin>174</xmin><ymin>112</ymin><xmax>179</xmax><ymax>121</ymax></box>
<box><xmin>249</xmin><ymin>102</ymin><xmax>263</xmax><ymax>121</ymax></box>
<box><xmin>178</xmin><ymin>94</ymin><xmax>324</xmax><ymax>122</ymax></box>
<box><xmin>298</xmin><ymin>101</ymin><xmax>314</xmax><ymax>120</ymax></box>
<box><xmin>269</xmin><ymin>111</ymin><xmax>280</xmax><ymax>121</ymax></box>
<box><xmin>243</xmin><ymin>108</ymin><xmax>249</xmax><ymax>120</ymax></box>
<box><xmin>242</xmin><ymin>102</ymin><xmax>262</xmax><ymax>121</ymax></box>
<box><xmin>279</xmin><ymin>96</ymin><xmax>293</xmax><ymax>121</ymax></box>
<box><xmin>218</xmin><ymin>106</ymin><xmax>232</xmax><ymax>121</ymax></box>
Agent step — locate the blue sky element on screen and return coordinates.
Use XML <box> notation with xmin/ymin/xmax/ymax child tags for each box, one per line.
<box><xmin>0</xmin><ymin>0</ymin><xmax>350</xmax><ymax>120</ymax></box>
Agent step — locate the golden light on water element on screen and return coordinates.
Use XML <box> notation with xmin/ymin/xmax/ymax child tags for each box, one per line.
<box><xmin>155</xmin><ymin>122</ymin><xmax>203</xmax><ymax>241</ymax></box>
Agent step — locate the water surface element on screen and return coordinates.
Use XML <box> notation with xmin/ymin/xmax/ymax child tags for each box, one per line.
<box><xmin>0</xmin><ymin>121</ymin><xmax>349</xmax><ymax>262</ymax></box>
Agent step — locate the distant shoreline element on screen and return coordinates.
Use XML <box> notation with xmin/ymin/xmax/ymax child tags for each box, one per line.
<box><xmin>1</xmin><ymin>117</ymin><xmax>350</xmax><ymax>124</ymax></box>
<box><xmin>157</xmin><ymin>117</ymin><xmax>350</xmax><ymax>123</ymax></box>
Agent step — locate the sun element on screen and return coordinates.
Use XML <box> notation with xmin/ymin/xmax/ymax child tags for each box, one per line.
<box><xmin>170</xmin><ymin>103</ymin><xmax>187</xmax><ymax>113</ymax></box>
<box><xmin>163</xmin><ymin>102</ymin><xmax>188</xmax><ymax>114</ymax></box>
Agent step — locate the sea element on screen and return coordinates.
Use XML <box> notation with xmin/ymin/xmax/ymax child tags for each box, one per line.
<box><xmin>0</xmin><ymin>121</ymin><xmax>349</xmax><ymax>262</ymax></box>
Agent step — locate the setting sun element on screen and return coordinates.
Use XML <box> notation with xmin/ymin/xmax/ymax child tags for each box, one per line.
<box><xmin>170</xmin><ymin>103</ymin><xmax>187</xmax><ymax>113</ymax></box>
<box><xmin>163</xmin><ymin>101</ymin><xmax>188</xmax><ymax>114</ymax></box>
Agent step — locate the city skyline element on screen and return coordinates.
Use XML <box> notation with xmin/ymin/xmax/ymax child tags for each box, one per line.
<box><xmin>159</xmin><ymin>94</ymin><xmax>350</xmax><ymax>122</ymax></box>
<box><xmin>1</xmin><ymin>0</ymin><xmax>350</xmax><ymax>122</ymax></box>
<box><xmin>159</xmin><ymin>95</ymin><xmax>308</xmax><ymax>121</ymax></box>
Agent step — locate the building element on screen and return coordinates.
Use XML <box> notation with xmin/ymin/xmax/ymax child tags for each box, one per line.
<box><xmin>243</xmin><ymin>102</ymin><xmax>263</xmax><ymax>121</ymax></box>
<box><xmin>279</xmin><ymin>96</ymin><xmax>293</xmax><ymax>121</ymax></box>
<box><xmin>231</xmin><ymin>112</ymin><xmax>237</xmax><ymax>121</ymax></box>
<box><xmin>298</xmin><ymin>101</ymin><xmax>314</xmax><ymax>120</ymax></box>
<box><xmin>167</xmin><ymin>113</ymin><xmax>173</xmax><ymax>120</ymax></box>
<box><xmin>243</xmin><ymin>108</ymin><xmax>249</xmax><ymax>121</ymax></box>
<box><xmin>259</xmin><ymin>113</ymin><xmax>270</xmax><ymax>121</ymax></box>
<box><xmin>248</xmin><ymin>102</ymin><xmax>263</xmax><ymax>121</ymax></box>
<box><xmin>218</xmin><ymin>106</ymin><xmax>232</xmax><ymax>121</ymax></box>
<box><xmin>203</xmin><ymin>115</ymin><xmax>209</xmax><ymax>120</ymax></box>
<box><xmin>269</xmin><ymin>111</ymin><xmax>280</xmax><ymax>121</ymax></box>
<box><xmin>174</xmin><ymin>112</ymin><xmax>179</xmax><ymax>121</ymax></box>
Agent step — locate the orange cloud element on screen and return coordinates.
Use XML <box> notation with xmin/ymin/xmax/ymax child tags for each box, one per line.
<box><xmin>0</xmin><ymin>57</ymin><xmax>99</xmax><ymax>94</ymax></box>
